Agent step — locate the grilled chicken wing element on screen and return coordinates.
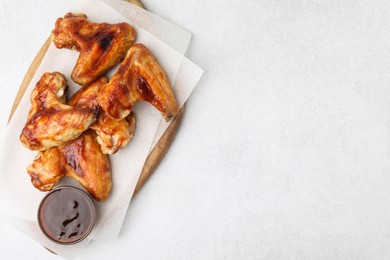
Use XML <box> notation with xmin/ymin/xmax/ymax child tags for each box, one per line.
<box><xmin>69</xmin><ymin>77</ymin><xmax>136</xmax><ymax>154</ymax></box>
<box><xmin>27</xmin><ymin>130</ymin><xmax>111</xmax><ymax>201</ymax></box>
<box><xmin>98</xmin><ymin>43</ymin><xmax>179</xmax><ymax>121</ymax></box>
<box><xmin>20</xmin><ymin>72</ymin><xmax>96</xmax><ymax>151</ymax></box>
<box><xmin>52</xmin><ymin>13</ymin><xmax>136</xmax><ymax>86</ymax></box>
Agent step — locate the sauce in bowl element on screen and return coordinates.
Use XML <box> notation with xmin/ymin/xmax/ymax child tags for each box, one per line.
<box><xmin>38</xmin><ymin>186</ymin><xmax>95</xmax><ymax>244</ymax></box>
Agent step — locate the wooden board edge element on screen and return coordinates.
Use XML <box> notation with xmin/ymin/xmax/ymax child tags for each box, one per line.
<box><xmin>127</xmin><ymin>0</ymin><xmax>145</xmax><ymax>9</ymax></box>
<box><xmin>134</xmin><ymin>105</ymin><xmax>185</xmax><ymax>195</ymax></box>
<box><xmin>8</xmin><ymin>36</ymin><xmax>51</xmax><ymax>123</ymax></box>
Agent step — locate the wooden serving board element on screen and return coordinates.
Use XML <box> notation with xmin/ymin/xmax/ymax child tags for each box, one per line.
<box><xmin>8</xmin><ymin>0</ymin><xmax>184</xmax><ymax>198</ymax></box>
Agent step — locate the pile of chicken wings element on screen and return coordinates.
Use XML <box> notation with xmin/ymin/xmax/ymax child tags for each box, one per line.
<box><xmin>19</xmin><ymin>13</ymin><xmax>178</xmax><ymax>201</ymax></box>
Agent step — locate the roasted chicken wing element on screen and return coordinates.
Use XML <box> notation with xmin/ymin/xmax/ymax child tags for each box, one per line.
<box><xmin>52</xmin><ymin>13</ymin><xmax>136</xmax><ymax>86</ymax></box>
<box><xmin>27</xmin><ymin>130</ymin><xmax>111</xmax><ymax>201</ymax></box>
<box><xmin>98</xmin><ymin>43</ymin><xmax>179</xmax><ymax>121</ymax></box>
<box><xmin>69</xmin><ymin>77</ymin><xmax>136</xmax><ymax>154</ymax></box>
<box><xmin>20</xmin><ymin>72</ymin><xmax>96</xmax><ymax>151</ymax></box>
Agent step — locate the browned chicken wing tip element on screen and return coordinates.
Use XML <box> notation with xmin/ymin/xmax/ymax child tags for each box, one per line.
<box><xmin>98</xmin><ymin>43</ymin><xmax>179</xmax><ymax>122</ymax></box>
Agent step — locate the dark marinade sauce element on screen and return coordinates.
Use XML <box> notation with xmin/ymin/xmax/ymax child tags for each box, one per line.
<box><xmin>38</xmin><ymin>187</ymin><xmax>95</xmax><ymax>244</ymax></box>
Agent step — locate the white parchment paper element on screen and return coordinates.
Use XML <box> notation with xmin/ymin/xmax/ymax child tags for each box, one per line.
<box><xmin>0</xmin><ymin>0</ymin><xmax>203</xmax><ymax>258</ymax></box>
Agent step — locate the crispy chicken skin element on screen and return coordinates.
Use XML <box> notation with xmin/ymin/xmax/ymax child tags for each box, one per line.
<box><xmin>98</xmin><ymin>43</ymin><xmax>179</xmax><ymax>121</ymax></box>
<box><xmin>27</xmin><ymin>130</ymin><xmax>112</xmax><ymax>201</ymax></box>
<box><xmin>69</xmin><ymin>77</ymin><xmax>136</xmax><ymax>154</ymax></box>
<box><xmin>52</xmin><ymin>13</ymin><xmax>136</xmax><ymax>86</ymax></box>
<box><xmin>20</xmin><ymin>72</ymin><xmax>96</xmax><ymax>151</ymax></box>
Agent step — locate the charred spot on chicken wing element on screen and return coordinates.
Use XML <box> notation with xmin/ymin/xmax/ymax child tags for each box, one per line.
<box><xmin>27</xmin><ymin>130</ymin><xmax>112</xmax><ymax>201</ymax></box>
<box><xmin>52</xmin><ymin>13</ymin><xmax>136</xmax><ymax>86</ymax></box>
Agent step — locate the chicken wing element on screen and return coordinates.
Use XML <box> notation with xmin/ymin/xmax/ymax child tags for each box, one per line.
<box><xmin>69</xmin><ymin>77</ymin><xmax>136</xmax><ymax>154</ymax></box>
<box><xmin>52</xmin><ymin>13</ymin><xmax>136</xmax><ymax>86</ymax></box>
<box><xmin>98</xmin><ymin>43</ymin><xmax>179</xmax><ymax>121</ymax></box>
<box><xmin>20</xmin><ymin>72</ymin><xmax>96</xmax><ymax>151</ymax></box>
<box><xmin>27</xmin><ymin>130</ymin><xmax>111</xmax><ymax>201</ymax></box>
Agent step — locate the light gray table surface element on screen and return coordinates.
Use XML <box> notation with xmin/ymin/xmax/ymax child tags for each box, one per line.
<box><xmin>2</xmin><ymin>0</ymin><xmax>390</xmax><ymax>259</ymax></box>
